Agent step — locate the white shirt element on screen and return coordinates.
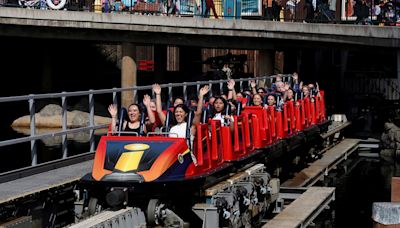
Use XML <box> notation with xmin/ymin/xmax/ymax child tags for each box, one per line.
<box><xmin>213</xmin><ymin>113</ymin><xmax>234</xmax><ymax>126</ymax></box>
<box><xmin>213</xmin><ymin>113</ymin><xmax>225</xmax><ymax>125</ymax></box>
<box><xmin>169</xmin><ymin>122</ymin><xmax>187</xmax><ymax>138</ymax></box>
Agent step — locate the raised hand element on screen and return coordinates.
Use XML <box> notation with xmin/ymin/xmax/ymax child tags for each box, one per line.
<box><xmin>227</xmin><ymin>79</ymin><xmax>235</xmax><ymax>90</ymax></box>
<box><xmin>108</xmin><ymin>104</ymin><xmax>118</xmax><ymax>117</ymax></box>
<box><xmin>143</xmin><ymin>94</ymin><xmax>151</xmax><ymax>107</ymax></box>
<box><xmin>284</xmin><ymin>82</ymin><xmax>290</xmax><ymax>91</ymax></box>
<box><xmin>250</xmin><ymin>80</ymin><xmax>256</xmax><ymax>88</ymax></box>
<box><xmin>152</xmin><ymin>83</ymin><xmax>161</xmax><ymax>95</ymax></box>
<box><xmin>199</xmin><ymin>85</ymin><xmax>210</xmax><ymax>97</ymax></box>
<box><xmin>292</xmin><ymin>72</ymin><xmax>298</xmax><ymax>81</ymax></box>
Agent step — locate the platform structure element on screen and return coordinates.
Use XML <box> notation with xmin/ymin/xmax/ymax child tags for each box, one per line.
<box><xmin>281</xmin><ymin>138</ymin><xmax>360</xmax><ymax>188</ymax></box>
<box><xmin>263</xmin><ymin>187</ymin><xmax>335</xmax><ymax>228</ymax></box>
<box><xmin>320</xmin><ymin>120</ymin><xmax>351</xmax><ymax>140</ymax></box>
<box><xmin>0</xmin><ymin>160</ymin><xmax>92</xmax><ymax>205</ymax></box>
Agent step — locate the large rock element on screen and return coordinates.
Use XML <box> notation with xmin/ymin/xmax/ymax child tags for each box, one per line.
<box><xmin>38</xmin><ymin>104</ymin><xmax>63</xmax><ymax>117</ymax></box>
<box><xmin>11</xmin><ymin>104</ymin><xmax>111</xmax><ymax>128</ymax></box>
<box><xmin>380</xmin><ymin>122</ymin><xmax>400</xmax><ymax>161</ymax></box>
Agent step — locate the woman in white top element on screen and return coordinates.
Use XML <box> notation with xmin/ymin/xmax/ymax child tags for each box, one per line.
<box><xmin>211</xmin><ymin>96</ymin><xmax>234</xmax><ymax>128</ymax></box>
<box><xmin>169</xmin><ymin>104</ymin><xmax>191</xmax><ymax>138</ymax></box>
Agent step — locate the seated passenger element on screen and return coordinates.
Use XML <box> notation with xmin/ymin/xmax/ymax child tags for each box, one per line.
<box><xmin>302</xmin><ymin>85</ymin><xmax>310</xmax><ymax>98</ymax></box>
<box><xmin>284</xmin><ymin>88</ymin><xmax>296</xmax><ymax>102</ymax></box>
<box><xmin>188</xmin><ymin>96</ymin><xmax>198</xmax><ymax>111</ymax></box>
<box><xmin>236</xmin><ymin>92</ymin><xmax>244</xmax><ymax>99</ymax></box>
<box><xmin>211</xmin><ymin>96</ymin><xmax>234</xmax><ymax>127</ymax></box>
<box><xmin>172</xmin><ymin>96</ymin><xmax>185</xmax><ymax>108</ymax></box>
<box><xmin>152</xmin><ymin>84</ymin><xmax>185</xmax><ymax>122</ymax></box>
<box><xmin>266</xmin><ymin>94</ymin><xmax>277</xmax><ymax>107</ymax></box>
<box><xmin>257</xmin><ymin>87</ymin><xmax>267</xmax><ymax>96</ymax></box>
<box><xmin>275</xmin><ymin>81</ymin><xmax>286</xmax><ymax>95</ymax></box>
<box><xmin>252</xmin><ymin>93</ymin><xmax>264</xmax><ymax>107</ymax></box>
<box><xmin>169</xmin><ymin>104</ymin><xmax>192</xmax><ymax>138</ymax></box>
<box><xmin>153</xmin><ymin>84</ymin><xmax>210</xmax><ymax>138</ymax></box>
<box><xmin>308</xmin><ymin>82</ymin><xmax>321</xmax><ymax>98</ymax></box>
<box><xmin>108</xmin><ymin>95</ymin><xmax>155</xmax><ymax>136</ymax></box>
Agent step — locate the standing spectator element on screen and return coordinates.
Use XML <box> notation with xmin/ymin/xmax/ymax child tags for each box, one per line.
<box><xmin>264</xmin><ymin>0</ymin><xmax>274</xmax><ymax>20</ymax></box>
<box><xmin>204</xmin><ymin>0</ymin><xmax>219</xmax><ymax>18</ymax></box>
<box><xmin>286</xmin><ymin>0</ymin><xmax>297</xmax><ymax>21</ymax></box>
<box><xmin>382</xmin><ymin>0</ymin><xmax>396</xmax><ymax>25</ymax></box>
<box><xmin>374</xmin><ymin>0</ymin><xmax>384</xmax><ymax>23</ymax></box>
<box><xmin>328</xmin><ymin>0</ymin><xmax>336</xmax><ymax>19</ymax></box>
<box><xmin>354</xmin><ymin>0</ymin><xmax>370</xmax><ymax>24</ymax></box>
<box><xmin>168</xmin><ymin>0</ymin><xmax>180</xmax><ymax>15</ymax></box>
<box><xmin>273</xmin><ymin>0</ymin><xmax>282</xmax><ymax>20</ymax></box>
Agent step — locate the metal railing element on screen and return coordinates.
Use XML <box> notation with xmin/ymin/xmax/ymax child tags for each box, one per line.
<box><xmin>3</xmin><ymin>0</ymin><xmax>399</xmax><ymax>26</ymax></box>
<box><xmin>342</xmin><ymin>75</ymin><xmax>400</xmax><ymax>100</ymax></box>
<box><xmin>0</xmin><ymin>74</ymin><xmax>291</xmax><ymax>175</ymax></box>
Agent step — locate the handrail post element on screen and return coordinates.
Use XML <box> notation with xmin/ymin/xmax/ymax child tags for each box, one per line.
<box><xmin>89</xmin><ymin>91</ymin><xmax>95</xmax><ymax>152</ymax></box>
<box><xmin>196</xmin><ymin>82</ymin><xmax>200</xmax><ymax>94</ymax></box>
<box><xmin>29</xmin><ymin>96</ymin><xmax>37</xmax><ymax>166</ymax></box>
<box><xmin>112</xmin><ymin>88</ymin><xmax>118</xmax><ymax>105</ymax></box>
<box><xmin>168</xmin><ymin>83</ymin><xmax>173</xmax><ymax>107</ymax></box>
<box><xmin>133</xmin><ymin>86</ymin><xmax>138</xmax><ymax>104</ymax></box>
<box><xmin>61</xmin><ymin>92</ymin><xmax>68</xmax><ymax>159</ymax></box>
<box><xmin>183</xmin><ymin>82</ymin><xmax>187</xmax><ymax>101</ymax></box>
<box><xmin>208</xmin><ymin>80</ymin><xmax>213</xmax><ymax>97</ymax></box>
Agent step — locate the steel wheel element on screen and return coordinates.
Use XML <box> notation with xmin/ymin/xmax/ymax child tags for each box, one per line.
<box><xmin>88</xmin><ymin>197</ymin><xmax>99</xmax><ymax>216</ymax></box>
<box><xmin>147</xmin><ymin>198</ymin><xmax>160</xmax><ymax>225</ymax></box>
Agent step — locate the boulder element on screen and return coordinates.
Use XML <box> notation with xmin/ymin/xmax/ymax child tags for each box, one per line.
<box><xmin>11</xmin><ymin>104</ymin><xmax>111</xmax><ymax>128</ymax></box>
<box><xmin>380</xmin><ymin>122</ymin><xmax>400</xmax><ymax>161</ymax></box>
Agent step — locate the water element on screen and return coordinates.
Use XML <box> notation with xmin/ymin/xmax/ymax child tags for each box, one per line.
<box><xmin>333</xmin><ymin>157</ymin><xmax>392</xmax><ymax>227</ymax></box>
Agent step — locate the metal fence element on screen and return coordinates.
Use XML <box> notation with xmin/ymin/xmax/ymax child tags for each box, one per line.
<box><xmin>343</xmin><ymin>77</ymin><xmax>400</xmax><ymax>100</ymax></box>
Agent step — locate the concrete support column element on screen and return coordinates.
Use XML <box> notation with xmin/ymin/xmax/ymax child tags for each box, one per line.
<box><xmin>256</xmin><ymin>50</ymin><xmax>274</xmax><ymax>88</ymax></box>
<box><xmin>121</xmin><ymin>42</ymin><xmax>137</xmax><ymax>109</ymax></box>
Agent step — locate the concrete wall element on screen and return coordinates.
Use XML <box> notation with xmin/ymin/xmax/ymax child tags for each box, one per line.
<box><xmin>0</xmin><ymin>8</ymin><xmax>398</xmax><ymax>48</ymax></box>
